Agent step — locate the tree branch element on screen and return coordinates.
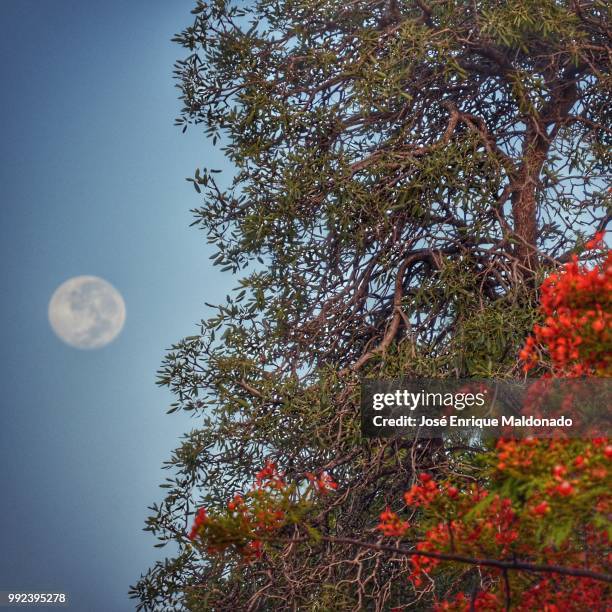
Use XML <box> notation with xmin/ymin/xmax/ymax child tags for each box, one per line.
<box><xmin>317</xmin><ymin>535</ymin><xmax>612</xmax><ymax>583</ymax></box>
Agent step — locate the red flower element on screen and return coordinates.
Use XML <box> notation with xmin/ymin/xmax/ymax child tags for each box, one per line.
<box><xmin>255</xmin><ymin>460</ymin><xmax>286</xmax><ymax>490</ymax></box>
<box><xmin>585</xmin><ymin>231</ymin><xmax>605</xmax><ymax>250</ymax></box>
<box><xmin>376</xmin><ymin>506</ymin><xmax>410</xmax><ymax>537</ymax></box>
<box><xmin>243</xmin><ymin>539</ymin><xmax>264</xmax><ymax>561</ymax></box>
<box><xmin>552</xmin><ymin>464</ymin><xmax>567</xmax><ymax>479</ymax></box>
<box><xmin>533</xmin><ymin>501</ymin><xmax>550</xmax><ymax>516</ymax></box>
<box><xmin>592</xmin><ymin>319</ymin><xmax>605</xmax><ymax>332</ymax></box>
<box><xmin>404</xmin><ymin>479</ymin><xmax>440</xmax><ymax>506</ymax></box>
<box><xmin>306</xmin><ymin>470</ymin><xmax>338</xmax><ymax>494</ymax></box>
<box><xmin>555</xmin><ymin>481</ymin><xmax>573</xmax><ymax>497</ymax></box>
<box><xmin>188</xmin><ymin>507</ymin><xmax>209</xmax><ymax>541</ymax></box>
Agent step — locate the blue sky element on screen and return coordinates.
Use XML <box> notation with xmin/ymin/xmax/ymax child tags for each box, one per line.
<box><xmin>0</xmin><ymin>1</ymin><xmax>233</xmax><ymax>609</ymax></box>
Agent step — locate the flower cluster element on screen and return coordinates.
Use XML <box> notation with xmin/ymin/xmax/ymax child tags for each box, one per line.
<box><xmin>384</xmin><ymin>435</ymin><xmax>610</xmax><ymax>605</ymax></box>
<box><xmin>255</xmin><ymin>459</ymin><xmax>286</xmax><ymax>490</ymax></box>
<box><xmin>520</xmin><ymin>576</ymin><xmax>609</xmax><ymax>611</ymax></box>
<box><xmin>434</xmin><ymin>591</ymin><xmax>499</xmax><ymax>611</ymax></box>
<box><xmin>188</xmin><ymin>507</ymin><xmax>208</xmax><ymax>541</ymax></box>
<box><xmin>403</xmin><ymin>472</ymin><xmax>440</xmax><ymax>506</ymax></box>
<box><xmin>376</xmin><ymin>507</ymin><xmax>410</xmax><ymax>537</ymax></box>
<box><xmin>378</xmin><ymin>250</ymin><xmax>612</xmax><ymax>606</ymax></box>
<box><xmin>520</xmin><ymin>242</ymin><xmax>611</xmax><ymax>376</ymax></box>
<box><xmin>496</xmin><ymin>437</ymin><xmax>537</xmax><ymax>471</ymax></box>
<box><xmin>305</xmin><ymin>470</ymin><xmax>338</xmax><ymax>494</ymax></box>
<box><xmin>409</xmin><ymin>493</ymin><xmax>519</xmax><ymax>585</ymax></box>
<box><xmin>188</xmin><ymin>462</ymin><xmax>337</xmax><ymax>563</ymax></box>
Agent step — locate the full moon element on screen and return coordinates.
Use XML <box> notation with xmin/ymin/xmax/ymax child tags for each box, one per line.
<box><xmin>48</xmin><ymin>276</ymin><xmax>126</xmax><ymax>349</ymax></box>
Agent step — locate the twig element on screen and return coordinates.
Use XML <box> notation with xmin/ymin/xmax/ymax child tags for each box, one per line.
<box><xmin>315</xmin><ymin>535</ymin><xmax>612</xmax><ymax>583</ymax></box>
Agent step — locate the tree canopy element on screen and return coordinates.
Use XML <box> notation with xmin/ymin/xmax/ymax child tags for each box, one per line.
<box><xmin>131</xmin><ymin>1</ymin><xmax>610</xmax><ymax>609</ymax></box>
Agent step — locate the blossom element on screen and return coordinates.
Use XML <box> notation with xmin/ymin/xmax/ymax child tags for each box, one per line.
<box><xmin>446</xmin><ymin>485</ymin><xmax>459</xmax><ymax>499</ymax></box>
<box><xmin>585</xmin><ymin>231</ymin><xmax>605</xmax><ymax>251</ymax></box>
<box><xmin>255</xmin><ymin>460</ymin><xmax>286</xmax><ymax>490</ymax></box>
<box><xmin>555</xmin><ymin>481</ymin><xmax>573</xmax><ymax>497</ymax></box>
<box><xmin>404</xmin><ymin>477</ymin><xmax>439</xmax><ymax>506</ymax></box>
<box><xmin>519</xmin><ymin>250</ymin><xmax>611</xmax><ymax>377</ymax></box>
<box><xmin>306</xmin><ymin>470</ymin><xmax>338</xmax><ymax>494</ymax></box>
<box><xmin>552</xmin><ymin>464</ymin><xmax>567</xmax><ymax>479</ymax></box>
<box><xmin>188</xmin><ymin>507</ymin><xmax>209</xmax><ymax>541</ymax></box>
<box><xmin>376</xmin><ymin>506</ymin><xmax>410</xmax><ymax>537</ymax></box>
<box><xmin>533</xmin><ymin>501</ymin><xmax>550</xmax><ymax>517</ymax></box>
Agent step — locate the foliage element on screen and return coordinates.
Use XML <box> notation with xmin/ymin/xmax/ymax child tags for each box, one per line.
<box><xmin>132</xmin><ymin>1</ymin><xmax>611</xmax><ymax>609</ymax></box>
<box><xmin>181</xmin><ymin>252</ymin><xmax>611</xmax><ymax>609</ymax></box>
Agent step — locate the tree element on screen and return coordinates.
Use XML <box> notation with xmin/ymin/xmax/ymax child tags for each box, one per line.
<box><xmin>131</xmin><ymin>1</ymin><xmax>610</xmax><ymax>609</ymax></box>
